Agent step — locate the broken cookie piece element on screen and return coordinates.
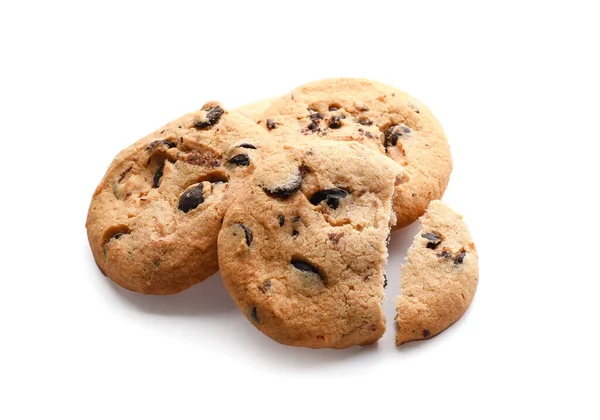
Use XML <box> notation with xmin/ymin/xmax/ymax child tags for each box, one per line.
<box><xmin>396</xmin><ymin>200</ymin><xmax>479</xmax><ymax>345</ymax></box>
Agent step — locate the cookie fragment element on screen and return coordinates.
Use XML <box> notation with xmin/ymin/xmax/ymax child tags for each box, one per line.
<box><xmin>396</xmin><ymin>201</ymin><xmax>479</xmax><ymax>346</ymax></box>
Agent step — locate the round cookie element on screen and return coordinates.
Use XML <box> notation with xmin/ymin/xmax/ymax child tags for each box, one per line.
<box><xmin>256</xmin><ymin>78</ymin><xmax>452</xmax><ymax>229</ymax></box>
<box><xmin>86</xmin><ymin>103</ymin><xmax>274</xmax><ymax>294</ymax></box>
<box><xmin>218</xmin><ymin>140</ymin><xmax>404</xmax><ymax>348</ymax></box>
<box><xmin>233</xmin><ymin>97</ymin><xmax>277</xmax><ymax>122</ymax></box>
<box><xmin>395</xmin><ymin>200</ymin><xmax>479</xmax><ymax>345</ymax></box>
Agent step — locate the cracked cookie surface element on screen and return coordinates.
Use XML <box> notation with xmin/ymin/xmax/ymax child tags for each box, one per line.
<box><xmin>86</xmin><ymin>103</ymin><xmax>274</xmax><ymax>294</ymax></box>
<box><xmin>396</xmin><ymin>200</ymin><xmax>478</xmax><ymax>345</ymax></box>
<box><xmin>255</xmin><ymin>78</ymin><xmax>452</xmax><ymax>229</ymax></box>
<box><xmin>218</xmin><ymin>140</ymin><xmax>403</xmax><ymax>348</ymax></box>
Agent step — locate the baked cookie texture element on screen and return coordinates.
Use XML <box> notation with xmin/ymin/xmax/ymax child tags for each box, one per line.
<box><xmin>218</xmin><ymin>140</ymin><xmax>404</xmax><ymax>348</ymax></box>
<box><xmin>234</xmin><ymin>97</ymin><xmax>276</xmax><ymax>122</ymax></box>
<box><xmin>86</xmin><ymin>103</ymin><xmax>275</xmax><ymax>294</ymax></box>
<box><xmin>256</xmin><ymin>78</ymin><xmax>452</xmax><ymax>229</ymax></box>
<box><xmin>395</xmin><ymin>200</ymin><xmax>478</xmax><ymax>345</ymax></box>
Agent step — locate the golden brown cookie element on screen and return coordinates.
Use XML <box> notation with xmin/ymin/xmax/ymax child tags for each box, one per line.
<box><xmin>218</xmin><ymin>140</ymin><xmax>404</xmax><ymax>348</ymax></box>
<box><xmin>86</xmin><ymin>103</ymin><xmax>274</xmax><ymax>294</ymax></box>
<box><xmin>396</xmin><ymin>200</ymin><xmax>478</xmax><ymax>345</ymax></box>
<box><xmin>256</xmin><ymin>78</ymin><xmax>452</xmax><ymax>229</ymax></box>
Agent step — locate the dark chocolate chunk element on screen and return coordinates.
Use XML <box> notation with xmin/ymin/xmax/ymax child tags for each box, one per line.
<box><xmin>329</xmin><ymin>105</ymin><xmax>339</xmax><ymax>111</ymax></box>
<box><xmin>359</xmin><ymin>119</ymin><xmax>372</xmax><ymax>126</ymax></box>
<box><xmin>422</xmin><ymin>232</ymin><xmax>442</xmax><ymax>249</ymax></box>
<box><xmin>146</xmin><ymin>140</ymin><xmax>176</xmax><ymax>150</ymax></box>
<box><xmin>423</xmin><ymin>329</ymin><xmax>431</xmax><ymax>338</ymax></box>
<box><xmin>305</xmin><ymin>120</ymin><xmax>320</xmax><ymax>132</ymax></box>
<box><xmin>278</xmin><ymin>215</ymin><xmax>285</xmax><ymax>227</ymax></box>
<box><xmin>262</xmin><ymin>171</ymin><xmax>302</xmax><ymax>199</ymax></box>
<box><xmin>384</xmin><ymin>124</ymin><xmax>411</xmax><ymax>150</ymax></box>
<box><xmin>309</xmin><ymin>188</ymin><xmax>349</xmax><ymax>209</ymax></box>
<box><xmin>250</xmin><ymin>307</ymin><xmax>259</xmax><ymax>323</ymax></box>
<box><xmin>194</xmin><ymin>106</ymin><xmax>224</xmax><ymax>129</ymax></box>
<box><xmin>292</xmin><ymin>230</ymin><xmax>299</xmax><ymax>238</ymax></box>
<box><xmin>383</xmin><ymin>275</ymin><xmax>388</xmax><ymax>288</ymax></box>
<box><xmin>227</xmin><ymin>154</ymin><xmax>250</xmax><ymax>167</ymax></box>
<box><xmin>309</xmin><ymin>110</ymin><xmax>323</xmax><ymax>120</ymax></box>
<box><xmin>266</xmin><ymin>119</ymin><xmax>278</xmax><ymax>130</ymax></box>
<box><xmin>152</xmin><ymin>163</ymin><xmax>164</xmax><ymax>188</ymax></box>
<box><xmin>238</xmin><ymin>143</ymin><xmax>257</xmax><ymax>149</ymax></box>
<box><xmin>178</xmin><ymin>184</ymin><xmax>204</xmax><ymax>213</ymax></box>
<box><xmin>437</xmin><ymin>250</ymin><xmax>451</xmax><ymax>259</ymax></box>
<box><xmin>237</xmin><ymin>223</ymin><xmax>253</xmax><ymax>247</ymax></box>
<box><xmin>454</xmin><ymin>250</ymin><xmax>467</xmax><ymax>265</ymax></box>
<box><xmin>291</xmin><ymin>259</ymin><xmax>323</xmax><ymax>281</ymax></box>
<box><xmin>328</xmin><ymin>115</ymin><xmax>343</xmax><ymax>129</ymax></box>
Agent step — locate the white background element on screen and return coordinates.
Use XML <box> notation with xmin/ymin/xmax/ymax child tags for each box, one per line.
<box><xmin>1</xmin><ymin>1</ymin><xmax>599</xmax><ymax>419</ymax></box>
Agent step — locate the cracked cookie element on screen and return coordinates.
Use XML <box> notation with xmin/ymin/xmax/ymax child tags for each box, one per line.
<box><xmin>86</xmin><ymin>103</ymin><xmax>274</xmax><ymax>294</ymax></box>
<box><xmin>395</xmin><ymin>200</ymin><xmax>478</xmax><ymax>345</ymax></box>
<box><xmin>217</xmin><ymin>140</ymin><xmax>404</xmax><ymax>348</ymax></box>
<box><xmin>256</xmin><ymin>78</ymin><xmax>452</xmax><ymax>229</ymax></box>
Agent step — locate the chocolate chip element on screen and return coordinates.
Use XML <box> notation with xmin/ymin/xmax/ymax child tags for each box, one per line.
<box><xmin>237</xmin><ymin>223</ymin><xmax>253</xmax><ymax>246</ymax></box>
<box><xmin>309</xmin><ymin>188</ymin><xmax>349</xmax><ymax>209</ymax></box>
<box><xmin>422</xmin><ymin>232</ymin><xmax>442</xmax><ymax>249</ymax></box>
<box><xmin>292</xmin><ymin>230</ymin><xmax>299</xmax><ymax>238</ymax></box>
<box><xmin>454</xmin><ymin>250</ymin><xmax>466</xmax><ymax>265</ymax></box>
<box><xmin>146</xmin><ymin>140</ymin><xmax>175</xmax><ymax>150</ymax></box>
<box><xmin>278</xmin><ymin>215</ymin><xmax>285</xmax><ymax>227</ymax></box>
<box><xmin>178</xmin><ymin>184</ymin><xmax>204</xmax><ymax>213</ymax></box>
<box><xmin>194</xmin><ymin>106</ymin><xmax>224</xmax><ymax>129</ymax></box>
<box><xmin>329</xmin><ymin>105</ymin><xmax>339</xmax><ymax>111</ymax></box>
<box><xmin>328</xmin><ymin>115</ymin><xmax>343</xmax><ymax>129</ymax></box>
<box><xmin>291</xmin><ymin>259</ymin><xmax>323</xmax><ymax>281</ymax></box>
<box><xmin>437</xmin><ymin>250</ymin><xmax>451</xmax><ymax>259</ymax></box>
<box><xmin>227</xmin><ymin>154</ymin><xmax>250</xmax><ymax>167</ymax></box>
<box><xmin>383</xmin><ymin>275</ymin><xmax>388</xmax><ymax>288</ymax></box>
<box><xmin>423</xmin><ymin>329</ymin><xmax>431</xmax><ymax>338</ymax></box>
<box><xmin>304</xmin><ymin>120</ymin><xmax>320</xmax><ymax>132</ymax></box>
<box><xmin>308</xmin><ymin>109</ymin><xmax>323</xmax><ymax>119</ymax></box>
<box><xmin>238</xmin><ymin>143</ymin><xmax>257</xmax><ymax>149</ymax></box>
<box><xmin>359</xmin><ymin>119</ymin><xmax>372</xmax><ymax>126</ymax></box>
<box><xmin>152</xmin><ymin>163</ymin><xmax>164</xmax><ymax>188</ymax></box>
<box><xmin>250</xmin><ymin>307</ymin><xmax>259</xmax><ymax>323</ymax></box>
<box><xmin>263</xmin><ymin>171</ymin><xmax>302</xmax><ymax>199</ymax></box>
<box><xmin>266</xmin><ymin>119</ymin><xmax>278</xmax><ymax>130</ymax></box>
<box><xmin>384</xmin><ymin>124</ymin><xmax>411</xmax><ymax>151</ymax></box>
<box><xmin>293</xmin><ymin>216</ymin><xmax>301</xmax><ymax>223</ymax></box>
<box><xmin>146</xmin><ymin>140</ymin><xmax>176</xmax><ymax>150</ymax></box>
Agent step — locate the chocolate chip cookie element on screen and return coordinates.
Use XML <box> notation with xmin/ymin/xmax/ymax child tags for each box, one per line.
<box><xmin>218</xmin><ymin>140</ymin><xmax>404</xmax><ymax>348</ymax></box>
<box><xmin>256</xmin><ymin>78</ymin><xmax>452</xmax><ymax>229</ymax></box>
<box><xmin>395</xmin><ymin>200</ymin><xmax>478</xmax><ymax>345</ymax></box>
<box><xmin>86</xmin><ymin>103</ymin><xmax>274</xmax><ymax>294</ymax></box>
